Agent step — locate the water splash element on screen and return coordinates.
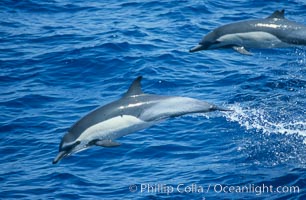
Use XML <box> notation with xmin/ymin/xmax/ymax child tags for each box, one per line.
<box><xmin>222</xmin><ymin>104</ymin><xmax>306</xmax><ymax>167</ymax></box>
<box><xmin>224</xmin><ymin>104</ymin><xmax>306</xmax><ymax>144</ymax></box>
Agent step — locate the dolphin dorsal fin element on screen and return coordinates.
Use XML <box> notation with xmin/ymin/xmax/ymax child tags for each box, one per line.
<box><xmin>124</xmin><ymin>76</ymin><xmax>144</xmax><ymax>97</ymax></box>
<box><xmin>267</xmin><ymin>9</ymin><xmax>285</xmax><ymax>19</ymax></box>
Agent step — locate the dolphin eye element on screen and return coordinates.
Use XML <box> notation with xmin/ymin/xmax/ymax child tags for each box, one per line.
<box><xmin>88</xmin><ymin>139</ymin><xmax>99</xmax><ymax>146</ymax></box>
<box><xmin>62</xmin><ymin>141</ymin><xmax>81</xmax><ymax>152</ymax></box>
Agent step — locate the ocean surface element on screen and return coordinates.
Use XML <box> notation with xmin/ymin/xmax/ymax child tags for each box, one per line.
<box><xmin>1</xmin><ymin>0</ymin><xmax>305</xmax><ymax>199</ymax></box>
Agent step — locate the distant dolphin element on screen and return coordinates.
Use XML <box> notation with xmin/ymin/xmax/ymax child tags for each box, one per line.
<box><xmin>53</xmin><ymin>76</ymin><xmax>229</xmax><ymax>164</ymax></box>
<box><xmin>190</xmin><ymin>9</ymin><xmax>306</xmax><ymax>55</ymax></box>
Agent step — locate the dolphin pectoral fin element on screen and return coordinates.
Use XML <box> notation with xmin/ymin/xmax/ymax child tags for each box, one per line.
<box><xmin>233</xmin><ymin>46</ymin><xmax>252</xmax><ymax>55</ymax></box>
<box><xmin>95</xmin><ymin>140</ymin><xmax>121</xmax><ymax>147</ymax></box>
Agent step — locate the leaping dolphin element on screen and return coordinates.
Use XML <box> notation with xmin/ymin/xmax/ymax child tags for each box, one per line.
<box><xmin>53</xmin><ymin>76</ymin><xmax>229</xmax><ymax>164</ymax></box>
<box><xmin>190</xmin><ymin>9</ymin><xmax>306</xmax><ymax>55</ymax></box>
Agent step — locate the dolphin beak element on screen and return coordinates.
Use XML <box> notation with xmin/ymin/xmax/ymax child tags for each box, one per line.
<box><xmin>189</xmin><ymin>45</ymin><xmax>205</xmax><ymax>52</ymax></box>
<box><xmin>53</xmin><ymin>151</ymin><xmax>67</xmax><ymax>164</ymax></box>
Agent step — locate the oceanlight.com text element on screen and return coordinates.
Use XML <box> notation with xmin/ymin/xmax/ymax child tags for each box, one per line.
<box><xmin>129</xmin><ymin>183</ymin><xmax>300</xmax><ymax>196</ymax></box>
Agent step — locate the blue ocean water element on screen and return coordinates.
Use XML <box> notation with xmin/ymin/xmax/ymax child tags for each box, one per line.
<box><xmin>1</xmin><ymin>0</ymin><xmax>306</xmax><ymax>199</ymax></box>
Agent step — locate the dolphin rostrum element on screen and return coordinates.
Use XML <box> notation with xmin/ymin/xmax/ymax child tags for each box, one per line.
<box><xmin>53</xmin><ymin>76</ymin><xmax>229</xmax><ymax>164</ymax></box>
<box><xmin>190</xmin><ymin>9</ymin><xmax>306</xmax><ymax>55</ymax></box>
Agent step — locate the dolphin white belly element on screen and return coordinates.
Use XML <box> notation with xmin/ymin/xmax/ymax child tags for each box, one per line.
<box><xmin>216</xmin><ymin>31</ymin><xmax>291</xmax><ymax>48</ymax></box>
<box><xmin>75</xmin><ymin>115</ymin><xmax>154</xmax><ymax>151</ymax></box>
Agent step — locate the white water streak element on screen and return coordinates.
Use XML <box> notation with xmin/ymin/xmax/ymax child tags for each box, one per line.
<box><xmin>223</xmin><ymin>104</ymin><xmax>306</xmax><ymax>143</ymax></box>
